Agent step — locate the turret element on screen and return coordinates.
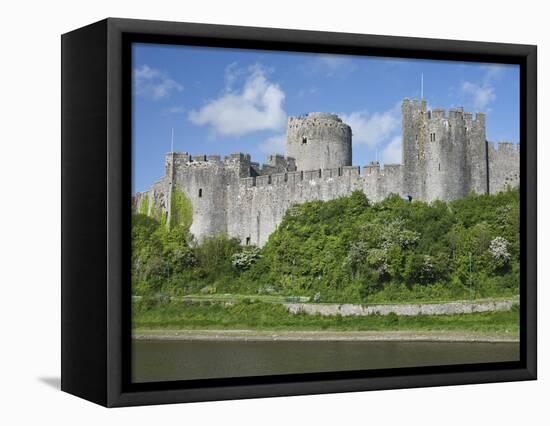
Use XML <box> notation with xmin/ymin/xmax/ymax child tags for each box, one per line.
<box><xmin>401</xmin><ymin>98</ymin><xmax>428</xmax><ymax>200</ymax></box>
<box><xmin>402</xmin><ymin>101</ymin><xmax>489</xmax><ymax>201</ymax></box>
<box><xmin>286</xmin><ymin>112</ymin><xmax>352</xmax><ymax>171</ymax></box>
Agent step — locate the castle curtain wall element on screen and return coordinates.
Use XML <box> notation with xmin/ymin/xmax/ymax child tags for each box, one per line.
<box><xmin>133</xmin><ymin>101</ymin><xmax>519</xmax><ymax>247</ymax></box>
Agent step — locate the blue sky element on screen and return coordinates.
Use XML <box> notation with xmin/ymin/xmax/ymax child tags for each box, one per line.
<box><xmin>132</xmin><ymin>43</ymin><xmax>519</xmax><ymax>193</ymax></box>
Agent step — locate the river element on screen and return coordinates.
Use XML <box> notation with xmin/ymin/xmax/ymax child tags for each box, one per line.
<box><xmin>132</xmin><ymin>339</ymin><xmax>519</xmax><ymax>383</ymax></box>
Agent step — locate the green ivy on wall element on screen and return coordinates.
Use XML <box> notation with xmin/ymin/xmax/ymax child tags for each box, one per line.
<box><xmin>138</xmin><ymin>194</ymin><xmax>149</xmax><ymax>216</ymax></box>
<box><xmin>170</xmin><ymin>187</ymin><xmax>193</xmax><ymax>233</ymax></box>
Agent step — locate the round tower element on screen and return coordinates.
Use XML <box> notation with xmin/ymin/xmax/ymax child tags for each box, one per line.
<box><xmin>286</xmin><ymin>112</ymin><xmax>352</xmax><ymax>171</ymax></box>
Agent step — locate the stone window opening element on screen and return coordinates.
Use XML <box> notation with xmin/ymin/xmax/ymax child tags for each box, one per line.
<box><xmin>198</xmin><ymin>188</ymin><xmax>203</xmax><ymax>198</ymax></box>
<box><xmin>245</xmin><ymin>237</ymin><xmax>250</xmax><ymax>246</ymax></box>
<box><xmin>302</xmin><ymin>136</ymin><xmax>308</xmax><ymax>145</ymax></box>
<box><xmin>438</xmin><ymin>163</ymin><xmax>441</xmax><ymax>171</ymax></box>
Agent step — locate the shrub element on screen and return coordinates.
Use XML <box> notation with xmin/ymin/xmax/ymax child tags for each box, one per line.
<box><xmin>231</xmin><ymin>247</ymin><xmax>262</xmax><ymax>270</ymax></box>
<box><xmin>489</xmin><ymin>236</ymin><xmax>511</xmax><ymax>266</ymax></box>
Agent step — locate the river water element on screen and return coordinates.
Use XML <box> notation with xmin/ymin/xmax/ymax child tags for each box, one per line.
<box><xmin>132</xmin><ymin>339</ymin><xmax>519</xmax><ymax>383</ymax></box>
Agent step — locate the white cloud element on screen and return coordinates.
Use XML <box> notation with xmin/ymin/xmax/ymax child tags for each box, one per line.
<box><xmin>482</xmin><ymin>64</ymin><xmax>505</xmax><ymax>80</ymax></box>
<box><xmin>341</xmin><ymin>104</ymin><xmax>400</xmax><ymax>148</ymax></box>
<box><xmin>460</xmin><ymin>65</ymin><xmax>506</xmax><ymax>110</ymax></box>
<box><xmin>259</xmin><ymin>133</ymin><xmax>286</xmax><ymax>154</ymax></box>
<box><xmin>305</xmin><ymin>54</ymin><xmax>356</xmax><ymax>76</ymax></box>
<box><xmin>224</xmin><ymin>62</ymin><xmax>245</xmax><ymax>91</ymax></box>
<box><xmin>382</xmin><ymin>136</ymin><xmax>402</xmax><ymax>164</ymax></box>
<box><xmin>461</xmin><ymin>81</ymin><xmax>496</xmax><ymax>110</ymax></box>
<box><xmin>188</xmin><ymin>65</ymin><xmax>286</xmax><ymax>137</ymax></box>
<box><xmin>134</xmin><ymin>65</ymin><xmax>183</xmax><ymax>100</ymax></box>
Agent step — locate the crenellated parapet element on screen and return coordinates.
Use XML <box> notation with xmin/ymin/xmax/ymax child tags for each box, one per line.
<box><xmin>250</xmin><ymin>154</ymin><xmax>297</xmax><ymax>177</ymax></box>
<box><xmin>487</xmin><ymin>141</ymin><xmax>520</xmax><ymax>154</ymax></box>
<box><xmin>164</xmin><ymin>150</ymin><xmax>298</xmax><ymax>178</ymax></box>
<box><xmin>362</xmin><ymin>161</ymin><xmax>403</xmax><ymax>201</ymax></box>
<box><xmin>236</xmin><ymin>166</ymin><xmax>357</xmax><ymax>189</ymax></box>
<box><xmin>425</xmin><ymin>107</ymin><xmax>485</xmax><ymax>133</ymax></box>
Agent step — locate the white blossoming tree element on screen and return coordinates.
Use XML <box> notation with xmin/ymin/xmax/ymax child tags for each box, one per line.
<box><xmin>489</xmin><ymin>236</ymin><xmax>511</xmax><ymax>268</ymax></box>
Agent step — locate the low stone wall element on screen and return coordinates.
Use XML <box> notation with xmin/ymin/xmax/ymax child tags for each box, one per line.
<box><xmin>285</xmin><ymin>299</ymin><xmax>516</xmax><ymax>317</ymax></box>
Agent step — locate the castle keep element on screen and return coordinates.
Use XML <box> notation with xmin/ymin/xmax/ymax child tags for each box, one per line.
<box><xmin>133</xmin><ymin>99</ymin><xmax>519</xmax><ymax>246</ymax></box>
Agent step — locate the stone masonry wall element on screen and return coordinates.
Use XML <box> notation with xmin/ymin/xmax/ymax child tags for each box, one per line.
<box><xmin>286</xmin><ymin>299</ymin><xmax>515</xmax><ymax>316</ymax></box>
<box><xmin>488</xmin><ymin>142</ymin><xmax>520</xmax><ymax>194</ymax></box>
<box><xmin>227</xmin><ymin>166</ymin><xmax>365</xmax><ymax>246</ymax></box>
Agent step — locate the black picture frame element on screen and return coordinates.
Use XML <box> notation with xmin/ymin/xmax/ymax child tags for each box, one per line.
<box><xmin>61</xmin><ymin>17</ymin><xmax>537</xmax><ymax>407</ymax></box>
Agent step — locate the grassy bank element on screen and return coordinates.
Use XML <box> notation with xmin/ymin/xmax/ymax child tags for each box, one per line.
<box><xmin>133</xmin><ymin>299</ymin><xmax>519</xmax><ymax>335</ymax></box>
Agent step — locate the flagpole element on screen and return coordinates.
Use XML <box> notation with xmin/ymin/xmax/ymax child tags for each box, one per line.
<box><xmin>171</xmin><ymin>128</ymin><xmax>174</xmax><ymax>153</ymax></box>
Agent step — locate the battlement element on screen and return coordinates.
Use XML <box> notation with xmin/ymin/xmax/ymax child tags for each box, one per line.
<box><xmin>364</xmin><ymin>161</ymin><xmax>381</xmax><ymax>174</ymax></box>
<box><xmin>402</xmin><ymin>98</ymin><xmax>427</xmax><ymax>110</ymax></box>
<box><xmin>289</xmin><ymin>112</ymin><xmax>342</xmax><ymax>122</ymax></box>
<box><xmin>166</xmin><ymin>151</ymin><xmax>252</xmax><ymax>166</ymax></box>
<box><xmin>234</xmin><ymin>162</ymin><xmax>400</xmax><ymax>191</ymax></box>
<box><xmin>166</xmin><ymin>151</ymin><xmax>299</xmax><ymax>183</ymax></box>
<box><xmin>475</xmin><ymin>112</ymin><xmax>486</xmax><ymax>123</ymax></box>
<box><xmin>224</xmin><ymin>152</ymin><xmax>251</xmax><ymax>163</ymax></box>
<box><xmin>267</xmin><ymin>154</ymin><xmax>296</xmax><ymax>169</ymax></box>
<box><xmin>363</xmin><ymin>161</ymin><xmax>402</xmax><ymax>176</ymax></box>
<box><xmin>165</xmin><ymin>151</ymin><xmax>190</xmax><ymax>161</ymax></box>
<box><xmin>431</xmin><ymin>108</ymin><xmax>446</xmax><ymax>119</ymax></box>
<box><xmin>426</xmin><ymin>107</ymin><xmax>485</xmax><ymax>124</ymax></box>
<box><xmin>267</xmin><ymin>154</ymin><xmax>285</xmax><ymax>166</ymax></box>
<box><xmin>287</xmin><ymin>112</ymin><xmax>350</xmax><ymax>131</ymax></box>
<box><xmin>238</xmin><ymin>165</ymin><xmax>365</xmax><ymax>189</ymax></box>
<box><xmin>488</xmin><ymin>141</ymin><xmax>520</xmax><ymax>153</ymax></box>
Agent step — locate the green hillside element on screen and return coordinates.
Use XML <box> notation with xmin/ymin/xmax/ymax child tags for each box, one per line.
<box><xmin>132</xmin><ymin>188</ymin><xmax>519</xmax><ymax>304</ymax></box>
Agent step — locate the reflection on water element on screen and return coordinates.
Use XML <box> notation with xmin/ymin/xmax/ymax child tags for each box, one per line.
<box><xmin>132</xmin><ymin>339</ymin><xmax>520</xmax><ymax>383</ymax></box>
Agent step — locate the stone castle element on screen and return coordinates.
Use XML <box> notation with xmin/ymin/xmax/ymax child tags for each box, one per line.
<box><xmin>133</xmin><ymin>98</ymin><xmax>519</xmax><ymax>246</ymax></box>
